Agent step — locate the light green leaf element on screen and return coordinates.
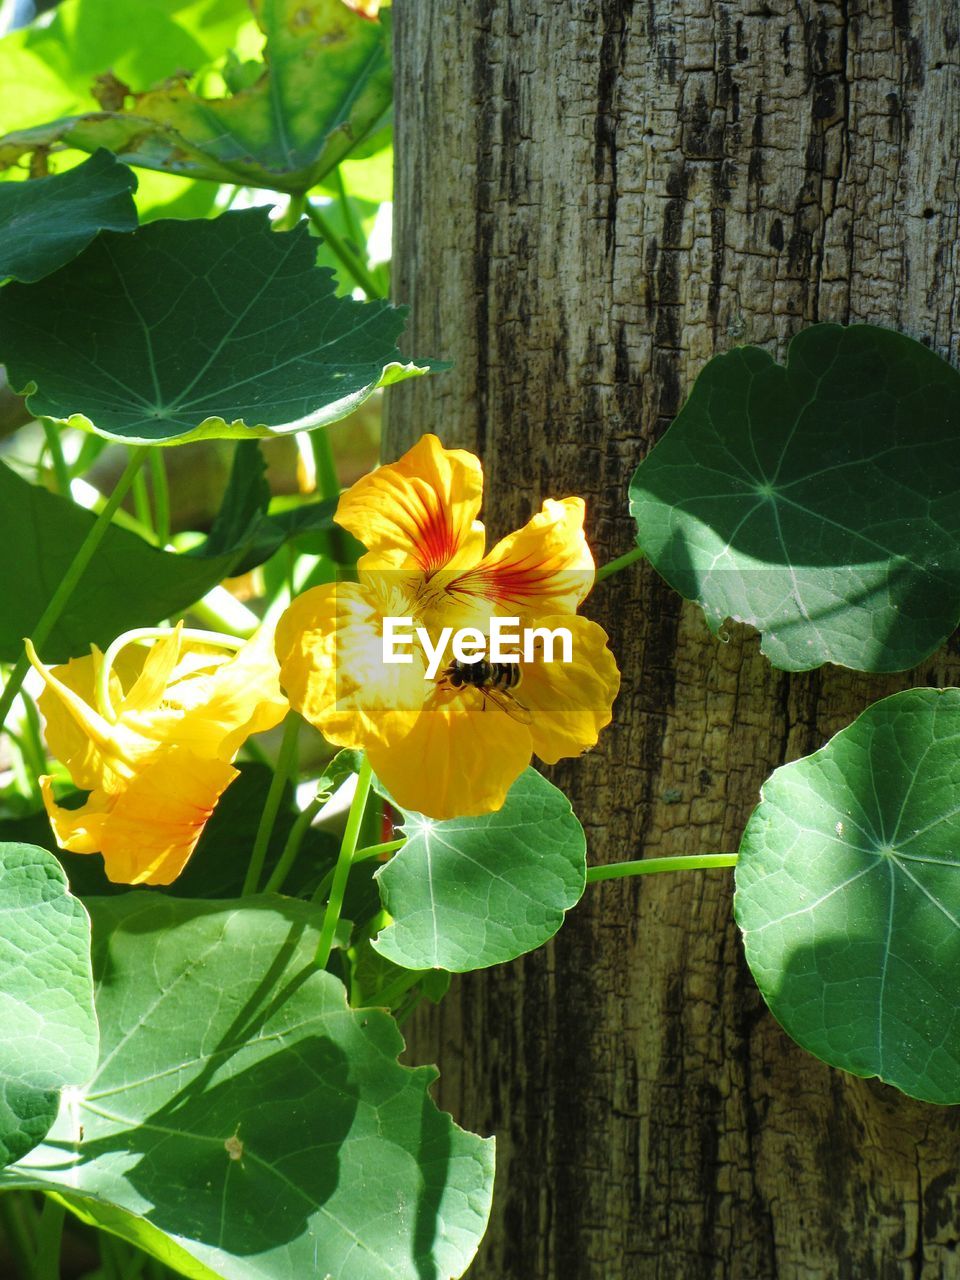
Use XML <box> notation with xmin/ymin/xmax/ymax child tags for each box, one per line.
<box><xmin>2</xmin><ymin>895</ymin><xmax>493</xmax><ymax>1279</ymax></box>
<box><xmin>0</xmin><ymin>150</ymin><xmax>137</xmax><ymax>284</ymax></box>
<box><xmin>0</xmin><ymin>208</ymin><xmax>436</xmax><ymax>446</ymax></box>
<box><xmin>736</xmin><ymin>687</ymin><xmax>960</xmax><ymax>1104</ymax></box>
<box><xmin>629</xmin><ymin>324</ymin><xmax>960</xmax><ymax>673</ymax></box>
<box><xmin>0</xmin><ymin>0</ymin><xmax>391</xmax><ymax>195</ymax></box>
<box><xmin>0</xmin><ymin>843</ymin><xmax>98</xmax><ymax>1168</ymax></box>
<box><xmin>0</xmin><ymin>0</ymin><xmax>252</xmax><ymax>128</ymax></box>
<box><xmin>373</xmin><ymin>768</ymin><xmax>587</xmax><ymax>972</ymax></box>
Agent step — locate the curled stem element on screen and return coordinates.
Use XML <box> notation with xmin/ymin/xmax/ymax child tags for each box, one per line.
<box><xmin>97</xmin><ymin>625</ymin><xmax>245</xmax><ymax>723</ymax></box>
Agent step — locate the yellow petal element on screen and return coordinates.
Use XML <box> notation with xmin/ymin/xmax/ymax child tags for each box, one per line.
<box><xmin>518</xmin><ymin>614</ymin><xmax>620</xmax><ymax>764</ymax></box>
<box><xmin>101</xmin><ymin>751</ymin><xmax>238</xmax><ymax>885</ymax></box>
<box><xmin>41</xmin><ymin>775</ymin><xmax>109</xmax><ymax>855</ymax></box>
<box><xmin>276</xmin><ymin>582</ymin><xmax>428</xmax><ymax>749</ymax></box>
<box><xmin>367</xmin><ymin>690</ymin><xmax>532</xmax><ymax>819</ymax></box>
<box><xmin>157</xmin><ymin>626</ymin><xmax>289</xmax><ymax>761</ymax></box>
<box><xmin>336</xmin><ymin>434</ymin><xmax>486</xmax><ymax>574</ymax></box>
<box><xmin>451</xmin><ymin>497</ymin><xmax>594</xmax><ymax>618</ymax></box>
<box><xmin>118</xmin><ymin>625</ymin><xmax>184</xmax><ymax>714</ymax></box>
<box><xmin>29</xmin><ymin>641</ymin><xmax>150</xmax><ymax>789</ymax></box>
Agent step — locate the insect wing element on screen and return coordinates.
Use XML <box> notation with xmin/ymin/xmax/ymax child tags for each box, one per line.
<box><xmin>481</xmin><ymin>685</ymin><xmax>533</xmax><ymax>725</ymax></box>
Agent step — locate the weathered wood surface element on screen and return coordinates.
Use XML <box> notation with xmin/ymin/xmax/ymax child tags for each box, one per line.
<box><xmin>386</xmin><ymin>3</ymin><xmax>960</xmax><ymax>1276</ymax></box>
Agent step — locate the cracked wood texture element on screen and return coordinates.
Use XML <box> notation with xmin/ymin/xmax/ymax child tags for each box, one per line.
<box><xmin>386</xmin><ymin>2</ymin><xmax>960</xmax><ymax>1277</ymax></box>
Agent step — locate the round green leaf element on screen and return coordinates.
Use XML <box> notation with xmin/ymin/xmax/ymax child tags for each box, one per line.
<box><xmin>0</xmin><ymin>208</ymin><xmax>437</xmax><ymax>445</ymax></box>
<box><xmin>629</xmin><ymin>324</ymin><xmax>960</xmax><ymax>672</ymax></box>
<box><xmin>374</xmin><ymin>768</ymin><xmax>587</xmax><ymax>972</ymax></box>
<box><xmin>2</xmin><ymin>895</ymin><xmax>493</xmax><ymax>1279</ymax></box>
<box><xmin>0</xmin><ymin>843</ymin><xmax>98</xmax><ymax>1168</ymax></box>
<box><xmin>736</xmin><ymin>687</ymin><xmax>960</xmax><ymax>1104</ymax></box>
<box><xmin>0</xmin><ymin>150</ymin><xmax>137</xmax><ymax>284</ymax></box>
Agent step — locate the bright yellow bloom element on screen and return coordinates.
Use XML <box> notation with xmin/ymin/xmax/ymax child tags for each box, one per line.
<box><xmin>28</xmin><ymin>626</ymin><xmax>288</xmax><ymax>885</ymax></box>
<box><xmin>277</xmin><ymin>434</ymin><xmax>619</xmax><ymax>819</ymax></box>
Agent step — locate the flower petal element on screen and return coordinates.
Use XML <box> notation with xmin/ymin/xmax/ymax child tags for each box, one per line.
<box><xmin>150</xmin><ymin>626</ymin><xmax>288</xmax><ymax>761</ymax></box>
<box><xmin>367</xmin><ymin>691</ymin><xmax>533</xmax><ymax>820</ymax></box>
<box><xmin>336</xmin><ymin>433</ymin><xmax>486</xmax><ymax>573</ymax></box>
<box><xmin>452</xmin><ymin>497</ymin><xmax>594</xmax><ymax>618</ymax></box>
<box><xmin>43</xmin><ymin>751</ymin><xmax>239</xmax><ymax>885</ymax></box>
<box><xmin>276</xmin><ymin>582</ymin><xmax>428</xmax><ymax>749</ymax></box>
<box><xmin>40</xmin><ymin>775</ymin><xmax>109</xmax><ymax>855</ymax></box>
<box><xmin>518</xmin><ymin>614</ymin><xmax>620</xmax><ymax>764</ymax></box>
<box><xmin>30</xmin><ymin>641</ymin><xmax>150</xmax><ymax>789</ymax></box>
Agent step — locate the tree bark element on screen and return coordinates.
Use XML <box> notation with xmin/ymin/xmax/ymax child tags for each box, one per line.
<box><xmin>386</xmin><ymin>3</ymin><xmax>960</xmax><ymax>1277</ymax></box>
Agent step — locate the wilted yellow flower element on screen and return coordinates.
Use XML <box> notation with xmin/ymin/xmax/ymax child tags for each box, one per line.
<box><xmin>28</xmin><ymin>625</ymin><xmax>288</xmax><ymax>885</ymax></box>
<box><xmin>277</xmin><ymin>434</ymin><xmax>619</xmax><ymax>819</ymax></box>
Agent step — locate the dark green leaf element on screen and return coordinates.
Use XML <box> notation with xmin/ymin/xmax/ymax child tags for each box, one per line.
<box><xmin>0</xmin><ymin>461</ymin><xmax>260</xmax><ymax>663</ymax></box>
<box><xmin>0</xmin><ymin>150</ymin><xmax>137</xmax><ymax>284</ymax></box>
<box><xmin>0</xmin><ymin>1</ymin><xmax>392</xmax><ymax>195</ymax></box>
<box><xmin>629</xmin><ymin>324</ymin><xmax>960</xmax><ymax>672</ymax></box>
<box><xmin>736</xmin><ymin>687</ymin><xmax>960</xmax><ymax>1104</ymax></box>
<box><xmin>2</xmin><ymin>894</ymin><xmax>494</xmax><ymax>1278</ymax></box>
<box><xmin>0</xmin><ymin>208</ymin><xmax>436</xmax><ymax>445</ymax></box>
<box><xmin>204</xmin><ymin>442</ymin><xmax>340</xmax><ymax>576</ymax></box>
<box><xmin>374</xmin><ymin>768</ymin><xmax>587</xmax><ymax>972</ymax></box>
<box><xmin>0</xmin><ymin>843</ymin><xmax>98</xmax><ymax>1167</ymax></box>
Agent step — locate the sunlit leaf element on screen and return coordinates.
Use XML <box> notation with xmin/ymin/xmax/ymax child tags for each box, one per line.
<box><xmin>0</xmin><ymin>843</ymin><xmax>98</xmax><ymax>1167</ymax></box>
<box><xmin>0</xmin><ymin>150</ymin><xmax>137</xmax><ymax>283</ymax></box>
<box><xmin>736</xmin><ymin>687</ymin><xmax>960</xmax><ymax>1104</ymax></box>
<box><xmin>0</xmin><ymin>0</ymin><xmax>391</xmax><ymax>195</ymax></box>
<box><xmin>0</xmin><ymin>0</ymin><xmax>255</xmax><ymax>170</ymax></box>
<box><xmin>630</xmin><ymin>324</ymin><xmax>960</xmax><ymax>672</ymax></box>
<box><xmin>374</xmin><ymin>768</ymin><xmax>586</xmax><ymax>972</ymax></box>
<box><xmin>0</xmin><ymin>208</ymin><xmax>436</xmax><ymax>446</ymax></box>
<box><xmin>2</xmin><ymin>894</ymin><xmax>494</xmax><ymax>1279</ymax></box>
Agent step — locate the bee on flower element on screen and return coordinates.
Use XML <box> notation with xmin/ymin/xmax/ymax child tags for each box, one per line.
<box><xmin>276</xmin><ymin>433</ymin><xmax>620</xmax><ymax>820</ymax></box>
<box><xmin>27</xmin><ymin>624</ymin><xmax>287</xmax><ymax>884</ymax></box>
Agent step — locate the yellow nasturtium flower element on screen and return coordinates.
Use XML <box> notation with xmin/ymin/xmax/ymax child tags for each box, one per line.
<box><xmin>277</xmin><ymin>434</ymin><xmax>620</xmax><ymax>819</ymax></box>
<box><xmin>27</xmin><ymin>625</ymin><xmax>287</xmax><ymax>885</ymax></box>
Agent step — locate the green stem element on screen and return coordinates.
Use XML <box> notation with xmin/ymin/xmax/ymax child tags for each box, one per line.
<box><xmin>304</xmin><ymin>200</ymin><xmax>385</xmax><ymax>298</ymax></box>
<box><xmin>274</xmin><ymin>192</ymin><xmax>306</xmax><ymax>231</ymax></box>
<box><xmin>130</xmin><ymin>461</ymin><xmax>154</xmax><ymax>540</ymax></box>
<box><xmin>314</xmin><ymin>756</ymin><xmax>372</xmax><ymax>968</ymax></box>
<box><xmin>149</xmin><ymin>449</ymin><xmax>171</xmax><ymax>546</ymax></box>
<box><xmin>594</xmin><ymin>545</ymin><xmax>646</xmax><ymax>584</ymax></box>
<box><xmin>311</xmin><ymin>429</ymin><xmax>340</xmax><ymax>501</ymax></box>
<box><xmin>354</xmin><ymin>837</ymin><xmax>405</xmax><ymax>861</ymax></box>
<box><xmin>0</xmin><ymin>1194</ymin><xmax>36</xmax><ymax>1280</ymax></box>
<box><xmin>333</xmin><ymin>166</ymin><xmax>364</xmax><ymax>252</ymax></box>
<box><xmin>40</xmin><ymin>422</ymin><xmax>71</xmax><ymax>497</ymax></box>
<box><xmin>263</xmin><ymin>794</ymin><xmax>323</xmax><ymax>894</ymax></box>
<box><xmin>586</xmin><ymin>853</ymin><xmax>738</xmax><ymax>884</ymax></box>
<box><xmin>242</xmin><ymin>712</ymin><xmax>301</xmax><ymax>896</ymax></box>
<box><xmin>33</xmin><ymin>1197</ymin><xmax>64</xmax><ymax>1280</ymax></box>
<box><xmin>0</xmin><ymin>446</ymin><xmax>148</xmax><ymax>735</ymax></box>
<box><xmin>372</xmin><ymin>967</ymin><xmax>425</xmax><ymax>1010</ymax></box>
